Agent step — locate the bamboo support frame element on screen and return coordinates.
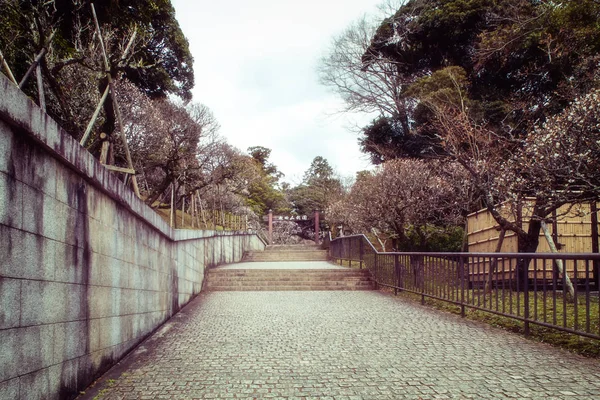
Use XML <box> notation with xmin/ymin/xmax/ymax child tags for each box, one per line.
<box><xmin>90</xmin><ymin>3</ymin><xmax>140</xmax><ymax>198</ymax></box>
<box><xmin>80</xmin><ymin>31</ymin><xmax>136</xmax><ymax>146</ymax></box>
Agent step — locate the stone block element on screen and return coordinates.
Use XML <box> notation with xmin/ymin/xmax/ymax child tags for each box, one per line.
<box><xmin>0</xmin><ymin>225</ymin><xmax>23</xmax><ymax>278</ymax></box>
<box><xmin>88</xmin><ymin>286</ymin><xmax>113</xmax><ymax>319</ymax></box>
<box><xmin>21</xmin><ymin>183</ymin><xmax>44</xmax><ymax>236</ymax></box>
<box><xmin>0</xmin><ymin>325</ymin><xmax>54</xmax><ymax>381</ymax></box>
<box><xmin>129</xmin><ymin>264</ymin><xmax>144</xmax><ymax>290</ymax></box>
<box><xmin>89</xmin><ymin>254</ymin><xmax>127</xmax><ymax>288</ymax></box>
<box><xmin>89</xmin><ymin>316</ymin><xmax>130</xmax><ymax>352</ymax></box>
<box><xmin>19</xmin><ymin>366</ymin><xmax>50</xmax><ymax>400</ymax></box>
<box><xmin>0</xmin><ymin>229</ymin><xmax>55</xmax><ymax>281</ymax></box>
<box><xmin>54</xmin><ymin>243</ymin><xmax>87</xmax><ymax>284</ymax></box>
<box><xmin>0</xmin><ymin>378</ymin><xmax>19</xmax><ymax>400</ymax></box>
<box><xmin>0</xmin><ymin>172</ymin><xmax>23</xmax><ymax>229</ymax></box>
<box><xmin>53</xmin><ymin>321</ymin><xmax>88</xmax><ymax>363</ymax></box>
<box><xmin>0</xmin><ymin>278</ymin><xmax>21</xmax><ymax>329</ymax></box>
<box><xmin>0</xmin><ymin>119</ymin><xmax>13</xmax><ymax>175</ymax></box>
<box><xmin>41</xmin><ymin>196</ymin><xmax>69</xmax><ymax>243</ymax></box>
<box><xmin>120</xmin><ymin>288</ymin><xmax>137</xmax><ymax>316</ymax></box>
<box><xmin>88</xmin><ymin>252</ymin><xmax>111</xmax><ymax>287</ymax></box>
<box><xmin>21</xmin><ymin>281</ymin><xmax>85</xmax><ymax>325</ymax></box>
<box><xmin>48</xmin><ymin>356</ymin><xmax>86</xmax><ymax>400</ymax></box>
<box><xmin>55</xmin><ymin>167</ymin><xmax>80</xmax><ymax>210</ymax></box>
<box><xmin>0</xmin><ymin>329</ymin><xmax>18</xmax><ymax>382</ymax></box>
<box><xmin>24</xmin><ymin>146</ymin><xmax>58</xmax><ymax>198</ymax></box>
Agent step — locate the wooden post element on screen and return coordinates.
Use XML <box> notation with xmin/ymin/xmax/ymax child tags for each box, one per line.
<box><xmin>80</xmin><ymin>86</ymin><xmax>110</xmax><ymax>146</ymax></box>
<box><xmin>268</xmin><ymin>209</ymin><xmax>273</xmax><ymax>245</ymax></box>
<box><xmin>198</xmin><ymin>192</ymin><xmax>206</xmax><ymax>228</ymax></box>
<box><xmin>0</xmin><ymin>49</ymin><xmax>18</xmax><ymax>84</ymax></box>
<box><xmin>191</xmin><ymin>194</ymin><xmax>195</xmax><ymax>228</ymax></box>
<box><xmin>541</xmin><ymin>221</ymin><xmax>574</xmax><ymax>299</ymax></box>
<box><xmin>35</xmin><ymin>65</ymin><xmax>45</xmax><ymax>112</ymax></box>
<box><xmin>181</xmin><ymin>196</ymin><xmax>185</xmax><ymax>226</ymax></box>
<box><xmin>170</xmin><ymin>183</ymin><xmax>175</xmax><ymax>228</ymax></box>
<box><xmin>99</xmin><ymin>132</ymin><xmax>110</xmax><ymax>164</ymax></box>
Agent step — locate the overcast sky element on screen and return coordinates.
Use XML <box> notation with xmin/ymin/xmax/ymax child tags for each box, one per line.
<box><xmin>171</xmin><ymin>0</ymin><xmax>384</xmax><ymax>184</ymax></box>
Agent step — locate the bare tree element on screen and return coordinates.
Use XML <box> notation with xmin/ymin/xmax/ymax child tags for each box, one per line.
<box><xmin>116</xmin><ymin>81</ymin><xmax>230</xmax><ymax>207</ymax></box>
<box><xmin>318</xmin><ymin>15</ymin><xmax>412</xmax><ymax>120</ymax></box>
<box><xmin>327</xmin><ymin>159</ymin><xmax>470</xmax><ymax>251</ymax></box>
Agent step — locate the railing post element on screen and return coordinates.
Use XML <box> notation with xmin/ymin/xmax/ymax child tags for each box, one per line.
<box><xmin>524</xmin><ymin>284</ymin><xmax>530</xmax><ymax>336</ymax></box>
<box><xmin>394</xmin><ymin>254</ymin><xmax>400</xmax><ymax>295</ymax></box>
<box><xmin>421</xmin><ymin>271</ymin><xmax>425</xmax><ymax>305</ymax></box>
<box><xmin>268</xmin><ymin>209</ymin><xmax>273</xmax><ymax>245</ymax></box>
<box><xmin>374</xmin><ymin>252</ymin><xmax>378</xmax><ymax>290</ymax></box>
<box><xmin>348</xmin><ymin>237</ymin><xmax>352</xmax><ymax>268</ymax></box>
<box><xmin>460</xmin><ymin>255</ymin><xmax>466</xmax><ymax>318</ymax></box>
<box><xmin>359</xmin><ymin>238</ymin><xmax>364</xmax><ymax>270</ymax></box>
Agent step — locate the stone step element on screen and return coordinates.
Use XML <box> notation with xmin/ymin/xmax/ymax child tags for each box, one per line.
<box><xmin>205</xmin><ymin>268</ymin><xmax>374</xmax><ymax>291</ymax></box>
<box><xmin>244</xmin><ymin>250</ymin><xmax>328</xmax><ymax>262</ymax></box>
<box><xmin>207</xmin><ymin>278</ymin><xmax>371</xmax><ymax>284</ymax></box>
<box><xmin>206</xmin><ymin>269</ymin><xmax>370</xmax><ymax>276</ymax></box>
<box><xmin>265</xmin><ymin>245</ymin><xmax>320</xmax><ymax>251</ymax></box>
<box><xmin>207</xmin><ymin>284</ymin><xmax>375</xmax><ymax>291</ymax></box>
<box><xmin>207</xmin><ymin>278</ymin><xmax>372</xmax><ymax>285</ymax></box>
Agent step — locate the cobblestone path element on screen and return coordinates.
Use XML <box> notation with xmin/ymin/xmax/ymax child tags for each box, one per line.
<box><xmin>82</xmin><ymin>290</ymin><xmax>600</xmax><ymax>399</ymax></box>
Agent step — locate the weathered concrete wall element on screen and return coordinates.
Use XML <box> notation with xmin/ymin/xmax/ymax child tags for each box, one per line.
<box><xmin>0</xmin><ymin>74</ymin><xmax>264</xmax><ymax>399</ymax></box>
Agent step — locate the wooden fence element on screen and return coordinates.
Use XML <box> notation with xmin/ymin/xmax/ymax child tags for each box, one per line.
<box><xmin>183</xmin><ymin>209</ymin><xmax>247</xmax><ymax>231</ymax></box>
<box><xmin>467</xmin><ymin>201</ymin><xmax>600</xmax><ymax>283</ymax></box>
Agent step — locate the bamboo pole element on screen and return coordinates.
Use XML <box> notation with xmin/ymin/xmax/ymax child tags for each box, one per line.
<box><xmin>181</xmin><ymin>196</ymin><xmax>185</xmax><ymax>226</ymax></box>
<box><xmin>541</xmin><ymin>221</ymin><xmax>575</xmax><ymax>299</ymax></box>
<box><xmin>18</xmin><ymin>30</ymin><xmax>55</xmax><ymax>89</ymax></box>
<box><xmin>35</xmin><ymin>65</ymin><xmax>45</xmax><ymax>112</ymax></box>
<box><xmin>190</xmin><ymin>193</ymin><xmax>195</xmax><ymax>228</ymax></box>
<box><xmin>99</xmin><ymin>133</ymin><xmax>110</xmax><ymax>164</ymax></box>
<box><xmin>170</xmin><ymin>183</ymin><xmax>174</xmax><ymax>228</ymax></box>
<box><xmin>80</xmin><ymin>86</ymin><xmax>110</xmax><ymax>146</ymax></box>
<box><xmin>0</xmin><ymin>49</ymin><xmax>18</xmax><ymax>84</ymax></box>
<box><xmin>103</xmin><ymin>165</ymin><xmax>135</xmax><ymax>174</ymax></box>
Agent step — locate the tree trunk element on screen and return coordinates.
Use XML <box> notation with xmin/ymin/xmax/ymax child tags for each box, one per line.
<box><xmin>99</xmin><ymin>78</ymin><xmax>116</xmax><ymax>147</ymax></box>
<box><xmin>485</xmin><ymin>228</ymin><xmax>505</xmax><ymax>293</ymax></box>
<box><xmin>515</xmin><ymin>219</ymin><xmax>542</xmax><ymax>291</ymax></box>
<box><xmin>146</xmin><ymin>174</ymin><xmax>173</xmax><ymax>206</ymax></box>
<box><xmin>461</xmin><ymin>219</ymin><xmax>469</xmax><ymax>252</ymax></box>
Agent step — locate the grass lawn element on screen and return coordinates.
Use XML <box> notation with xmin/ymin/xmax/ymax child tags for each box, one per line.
<box><xmin>393</xmin><ymin>288</ymin><xmax>600</xmax><ymax>358</ymax></box>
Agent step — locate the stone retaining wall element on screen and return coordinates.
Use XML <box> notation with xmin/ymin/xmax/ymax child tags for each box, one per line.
<box><xmin>0</xmin><ymin>74</ymin><xmax>264</xmax><ymax>399</ymax></box>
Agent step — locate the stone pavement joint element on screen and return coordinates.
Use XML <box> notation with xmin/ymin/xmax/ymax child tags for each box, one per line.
<box><xmin>78</xmin><ymin>288</ymin><xmax>600</xmax><ymax>399</ymax></box>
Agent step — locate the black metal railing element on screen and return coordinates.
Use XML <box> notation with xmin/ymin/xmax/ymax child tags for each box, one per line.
<box><xmin>330</xmin><ymin>234</ymin><xmax>600</xmax><ymax>340</ymax></box>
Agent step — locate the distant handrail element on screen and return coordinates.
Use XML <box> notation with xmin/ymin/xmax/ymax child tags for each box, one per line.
<box><xmin>256</xmin><ymin>229</ymin><xmax>269</xmax><ymax>247</ymax></box>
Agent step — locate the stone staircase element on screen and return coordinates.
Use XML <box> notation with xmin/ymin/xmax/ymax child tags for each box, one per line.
<box><xmin>205</xmin><ymin>269</ymin><xmax>374</xmax><ymax>291</ymax></box>
<box><xmin>205</xmin><ymin>244</ymin><xmax>375</xmax><ymax>291</ymax></box>
<box><xmin>243</xmin><ymin>244</ymin><xmax>328</xmax><ymax>262</ymax></box>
